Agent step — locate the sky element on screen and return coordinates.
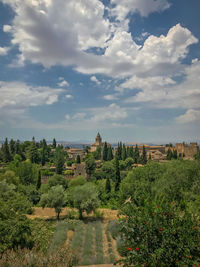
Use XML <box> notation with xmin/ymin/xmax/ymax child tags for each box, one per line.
<box><xmin>0</xmin><ymin>0</ymin><xmax>200</xmax><ymax>144</ymax></box>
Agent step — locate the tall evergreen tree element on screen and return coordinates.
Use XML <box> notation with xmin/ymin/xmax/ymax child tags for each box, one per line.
<box><xmin>15</xmin><ymin>140</ymin><xmax>21</xmax><ymax>155</ymax></box>
<box><xmin>115</xmin><ymin>156</ymin><xmax>121</xmax><ymax>191</ymax></box>
<box><xmin>76</xmin><ymin>155</ymin><xmax>81</xmax><ymax>164</ymax></box>
<box><xmin>167</xmin><ymin>148</ymin><xmax>173</xmax><ymax>160</ymax></box>
<box><xmin>36</xmin><ymin>170</ymin><xmax>41</xmax><ymax>190</ymax></box>
<box><xmin>2</xmin><ymin>138</ymin><xmax>11</xmax><ymax>163</ymax></box>
<box><xmin>141</xmin><ymin>145</ymin><xmax>147</xmax><ymax>164</ymax></box>
<box><xmin>52</xmin><ymin>138</ymin><xmax>57</xmax><ymax>149</ymax></box>
<box><xmin>116</xmin><ymin>142</ymin><xmax>122</xmax><ymax>160</ymax></box>
<box><xmin>41</xmin><ymin>148</ymin><xmax>46</xmax><ymax>166</ymax></box>
<box><xmin>105</xmin><ymin>177</ymin><xmax>111</xmax><ymax>194</ymax></box>
<box><xmin>55</xmin><ymin>147</ymin><xmax>65</xmax><ymax>174</ymax></box>
<box><xmin>173</xmin><ymin>149</ymin><xmax>178</xmax><ymax>159</ymax></box>
<box><xmin>122</xmin><ymin>144</ymin><xmax>127</xmax><ymax>161</ymax></box>
<box><xmin>9</xmin><ymin>139</ymin><xmax>15</xmax><ymax>156</ymax></box>
<box><xmin>103</xmin><ymin>142</ymin><xmax>108</xmax><ymax>161</ymax></box>
<box><xmin>149</xmin><ymin>153</ymin><xmax>152</xmax><ymax>161</ymax></box>
<box><xmin>134</xmin><ymin>144</ymin><xmax>140</xmax><ymax>163</ymax></box>
<box><xmin>107</xmin><ymin>146</ymin><xmax>113</xmax><ymax>161</ymax></box>
<box><xmin>29</xmin><ymin>138</ymin><xmax>40</xmax><ymax>164</ymax></box>
<box><xmin>129</xmin><ymin>146</ymin><xmax>134</xmax><ymax>158</ymax></box>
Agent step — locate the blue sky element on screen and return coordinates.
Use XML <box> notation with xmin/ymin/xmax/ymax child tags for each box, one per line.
<box><xmin>0</xmin><ymin>0</ymin><xmax>200</xmax><ymax>143</ymax></box>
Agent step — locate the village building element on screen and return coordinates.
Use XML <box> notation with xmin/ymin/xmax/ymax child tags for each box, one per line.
<box><xmin>67</xmin><ymin>148</ymin><xmax>85</xmax><ymax>160</ymax></box>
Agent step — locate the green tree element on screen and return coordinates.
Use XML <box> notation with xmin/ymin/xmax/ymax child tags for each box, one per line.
<box><xmin>68</xmin><ymin>175</ymin><xmax>86</xmax><ymax>188</ymax></box>
<box><xmin>47</xmin><ymin>174</ymin><xmax>68</xmax><ymax>189</ymax></box>
<box><xmin>105</xmin><ymin>177</ymin><xmax>111</xmax><ymax>194</ymax></box>
<box><xmin>70</xmin><ymin>183</ymin><xmax>100</xmax><ymax>219</ymax></box>
<box><xmin>36</xmin><ymin>170</ymin><xmax>41</xmax><ymax>190</ymax></box>
<box><xmin>9</xmin><ymin>139</ymin><xmax>15</xmax><ymax>156</ymax></box>
<box><xmin>2</xmin><ymin>138</ymin><xmax>11</xmax><ymax>162</ymax></box>
<box><xmin>76</xmin><ymin>154</ymin><xmax>81</xmax><ymax>164</ymax></box>
<box><xmin>173</xmin><ymin>149</ymin><xmax>178</xmax><ymax>159</ymax></box>
<box><xmin>29</xmin><ymin>138</ymin><xmax>40</xmax><ymax>164</ymax></box>
<box><xmin>167</xmin><ymin>148</ymin><xmax>173</xmax><ymax>160</ymax></box>
<box><xmin>141</xmin><ymin>145</ymin><xmax>147</xmax><ymax>164</ymax></box>
<box><xmin>52</xmin><ymin>138</ymin><xmax>57</xmax><ymax>149</ymax></box>
<box><xmin>115</xmin><ymin>156</ymin><xmax>121</xmax><ymax>191</ymax></box>
<box><xmin>55</xmin><ymin>146</ymin><xmax>65</xmax><ymax>174</ymax></box>
<box><xmin>107</xmin><ymin>146</ymin><xmax>113</xmax><ymax>161</ymax></box>
<box><xmin>116</xmin><ymin>198</ymin><xmax>200</xmax><ymax>267</ymax></box>
<box><xmin>0</xmin><ymin>199</ymin><xmax>33</xmax><ymax>253</ymax></box>
<box><xmin>134</xmin><ymin>145</ymin><xmax>140</xmax><ymax>163</ymax></box>
<box><xmin>103</xmin><ymin>142</ymin><xmax>108</xmax><ymax>161</ymax></box>
<box><xmin>40</xmin><ymin>185</ymin><xmax>67</xmax><ymax>220</ymax></box>
<box><xmin>117</xmin><ymin>142</ymin><xmax>122</xmax><ymax>160</ymax></box>
<box><xmin>122</xmin><ymin>144</ymin><xmax>127</xmax><ymax>161</ymax></box>
<box><xmin>85</xmin><ymin>155</ymin><xmax>96</xmax><ymax>178</ymax></box>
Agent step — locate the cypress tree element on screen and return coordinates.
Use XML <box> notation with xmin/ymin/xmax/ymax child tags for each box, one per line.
<box><xmin>122</xmin><ymin>144</ymin><xmax>127</xmax><ymax>161</ymax></box>
<box><xmin>76</xmin><ymin>155</ymin><xmax>81</xmax><ymax>164</ymax></box>
<box><xmin>2</xmin><ymin>138</ymin><xmax>11</xmax><ymax>162</ymax></box>
<box><xmin>107</xmin><ymin>146</ymin><xmax>113</xmax><ymax>161</ymax></box>
<box><xmin>105</xmin><ymin>177</ymin><xmax>111</xmax><ymax>194</ymax></box>
<box><xmin>129</xmin><ymin>146</ymin><xmax>134</xmax><ymax>158</ymax></box>
<box><xmin>167</xmin><ymin>148</ymin><xmax>173</xmax><ymax>160</ymax></box>
<box><xmin>141</xmin><ymin>145</ymin><xmax>147</xmax><ymax>164</ymax></box>
<box><xmin>115</xmin><ymin>156</ymin><xmax>121</xmax><ymax>191</ymax></box>
<box><xmin>36</xmin><ymin>170</ymin><xmax>41</xmax><ymax>190</ymax></box>
<box><xmin>134</xmin><ymin>145</ymin><xmax>140</xmax><ymax>163</ymax></box>
<box><xmin>15</xmin><ymin>139</ymin><xmax>21</xmax><ymax>155</ymax></box>
<box><xmin>53</xmin><ymin>138</ymin><xmax>57</xmax><ymax>149</ymax></box>
<box><xmin>103</xmin><ymin>142</ymin><xmax>108</xmax><ymax>161</ymax></box>
<box><xmin>149</xmin><ymin>153</ymin><xmax>152</xmax><ymax>160</ymax></box>
<box><xmin>9</xmin><ymin>139</ymin><xmax>15</xmax><ymax>155</ymax></box>
<box><xmin>173</xmin><ymin>149</ymin><xmax>178</xmax><ymax>159</ymax></box>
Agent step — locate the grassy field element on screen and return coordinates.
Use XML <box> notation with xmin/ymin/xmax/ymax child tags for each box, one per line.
<box><xmin>29</xmin><ymin>208</ymin><xmax>120</xmax><ymax>266</ymax></box>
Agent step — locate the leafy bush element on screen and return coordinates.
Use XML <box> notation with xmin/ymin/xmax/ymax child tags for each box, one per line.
<box><xmin>115</xmin><ymin>198</ymin><xmax>200</xmax><ymax>267</ymax></box>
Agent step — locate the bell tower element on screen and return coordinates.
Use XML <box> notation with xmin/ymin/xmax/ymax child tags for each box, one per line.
<box><xmin>95</xmin><ymin>132</ymin><xmax>102</xmax><ymax>145</ymax></box>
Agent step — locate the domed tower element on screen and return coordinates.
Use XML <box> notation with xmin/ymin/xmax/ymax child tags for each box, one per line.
<box><xmin>95</xmin><ymin>132</ymin><xmax>102</xmax><ymax>145</ymax></box>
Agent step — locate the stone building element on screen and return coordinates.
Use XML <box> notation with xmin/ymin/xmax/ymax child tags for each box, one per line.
<box><xmin>67</xmin><ymin>148</ymin><xmax>85</xmax><ymax>160</ymax></box>
<box><xmin>175</xmin><ymin>142</ymin><xmax>199</xmax><ymax>159</ymax></box>
<box><xmin>90</xmin><ymin>133</ymin><xmax>110</xmax><ymax>152</ymax></box>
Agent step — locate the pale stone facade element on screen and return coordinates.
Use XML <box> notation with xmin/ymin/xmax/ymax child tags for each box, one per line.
<box><xmin>90</xmin><ymin>133</ymin><xmax>110</xmax><ymax>152</ymax></box>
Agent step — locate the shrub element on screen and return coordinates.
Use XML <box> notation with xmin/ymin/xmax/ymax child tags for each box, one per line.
<box><xmin>115</xmin><ymin>198</ymin><xmax>200</xmax><ymax>267</ymax></box>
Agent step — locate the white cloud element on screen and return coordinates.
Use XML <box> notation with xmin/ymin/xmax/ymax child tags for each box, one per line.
<box><xmin>73</xmin><ymin>112</ymin><xmax>86</xmax><ymax>120</ymax></box>
<box><xmin>104</xmin><ymin>94</ymin><xmax>119</xmax><ymax>100</ymax></box>
<box><xmin>110</xmin><ymin>0</ymin><xmax>170</xmax><ymax>20</ymax></box>
<box><xmin>3</xmin><ymin>25</ymin><xmax>12</xmax><ymax>33</ymax></box>
<box><xmin>58</xmin><ymin>80</ymin><xmax>69</xmax><ymax>87</ymax></box>
<box><xmin>65</xmin><ymin>94</ymin><xmax>73</xmax><ymax>99</ymax></box>
<box><xmin>176</xmin><ymin>109</ymin><xmax>200</xmax><ymax>124</ymax></box>
<box><xmin>0</xmin><ymin>47</ymin><xmax>9</xmax><ymax>56</ymax></box>
<box><xmin>90</xmin><ymin>76</ymin><xmax>101</xmax><ymax>85</ymax></box>
<box><xmin>90</xmin><ymin>103</ymin><xmax>127</xmax><ymax>122</ymax></box>
<box><xmin>0</xmin><ymin>81</ymin><xmax>63</xmax><ymax>109</ymax></box>
<box><xmin>125</xmin><ymin>59</ymin><xmax>200</xmax><ymax>111</ymax></box>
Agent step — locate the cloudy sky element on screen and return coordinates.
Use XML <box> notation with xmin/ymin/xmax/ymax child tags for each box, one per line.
<box><xmin>0</xmin><ymin>0</ymin><xmax>200</xmax><ymax>143</ymax></box>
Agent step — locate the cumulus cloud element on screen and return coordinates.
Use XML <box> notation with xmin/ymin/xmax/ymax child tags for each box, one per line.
<box><xmin>90</xmin><ymin>103</ymin><xmax>127</xmax><ymax>122</ymax></box>
<box><xmin>0</xmin><ymin>46</ymin><xmax>9</xmax><ymax>56</ymax></box>
<box><xmin>65</xmin><ymin>94</ymin><xmax>73</xmax><ymax>99</ymax></box>
<box><xmin>110</xmin><ymin>0</ymin><xmax>170</xmax><ymax>20</ymax></box>
<box><xmin>90</xmin><ymin>76</ymin><xmax>101</xmax><ymax>85</ymax></box>
<box><xmin>58</xmin><ymin>77</ymin><xmax>69</xmax><ymax>87</ymax></box>
<box><xmin>0</xmin><ymin>81</ymin><xmax>63</xmax><ymax>125</ymax></box>
<box><xmin>176</xmin><ymin>109</ymin><xmax>200</xmax><ymax>124</ymax></box>
<box><xmin>104</xmin><ymin>94</ymin><xmax>119</xmax><ymax>100</ymax></box>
